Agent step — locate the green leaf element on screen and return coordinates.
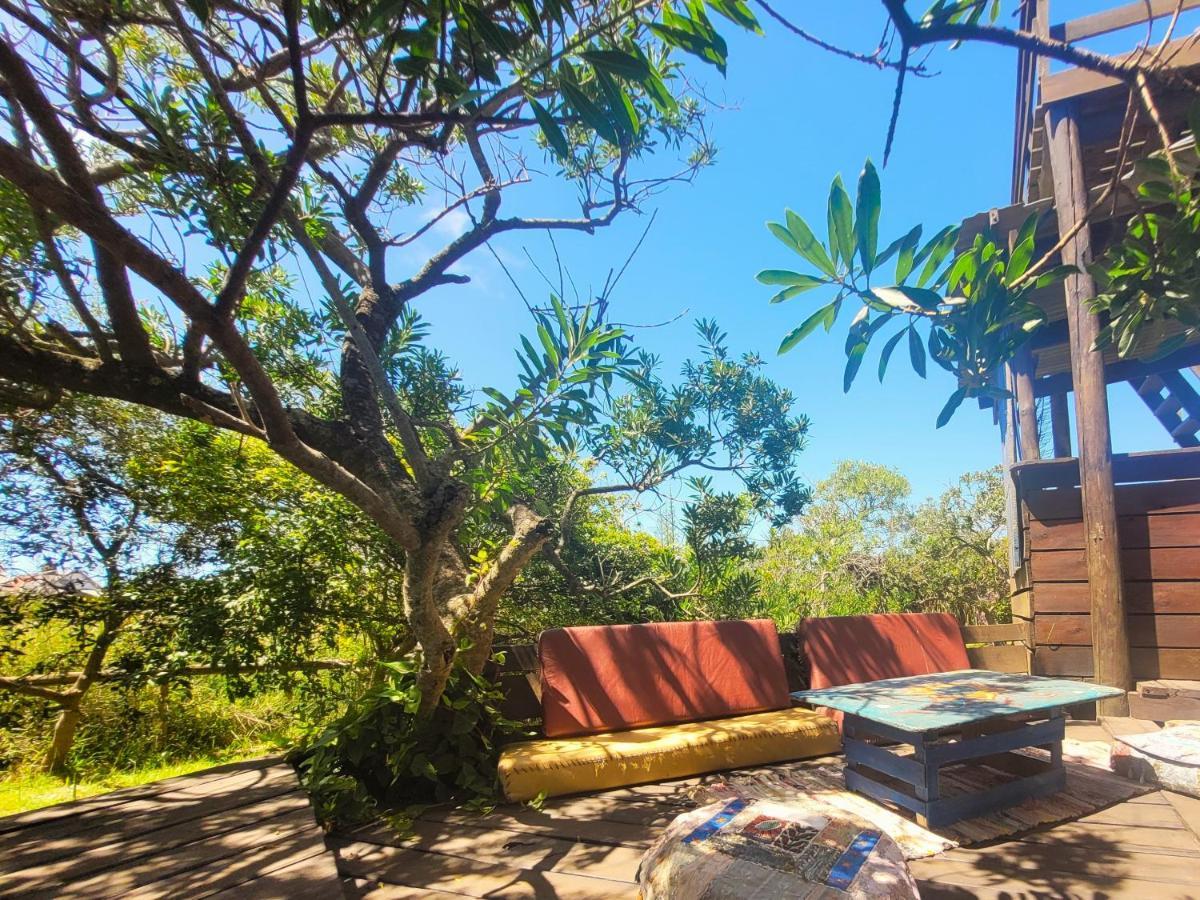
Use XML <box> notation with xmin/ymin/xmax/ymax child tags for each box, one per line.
<box><xmin>855</xmin><ymin>160</ymin><xmax>881</xmax><ymax>274</ymax></box>
<box><xmin>767</xmin><ymin>221</ymin><xmax>799</xmax><ymax>252</ymax></box>
<box><xmin>843</xmin><ymin>341</ymin><xmax>867</xmax><ymax>392</ymax></box>
<box><xmin>779</xmin><ymin>302</ymin><xmax>836</xmax><ymax>353</ymax></box>
<box><xmin>828</xmin><ymin>175</ymin><xmax>855</xmax><ymax>268</ymax></box>
<box><xmin>579</xmin><ymin>49</ymin><xmax>652</xmax><ymax>81</ymax></box>
<box><xmin>529</xmin><ymin>98</ymin><xmax>569</xmax><ymax>159</ymax></box>
<box><xmin>936</xmin><ymin>387</ymin><xmax>967</xmax><ymax>428</ymax></box>
<box><xmin>785</xmin><ymin>209</ymin><xmax>837</xmax><ymax>277</ymax></box>
<box><xmin>536</xmin><ymin>323</ymin><xmax>560</xmax><ymax>366</ymax></box>
<box><xmin>908</xmin><ymin>325</ymin><xmax>926</xmax><ymax>378</ymax></box>
<box><xmin>705</xmin><ymin>0</ymin><xmax>762</xmax><ymax>33</ymax></box>
<box><xmin>459</xmin><ymin>4</ymin><xmax>521</xmax><ymax>55</ymax></box>
<box><xmin>768</xmin><ymin>285</ymin><xmax>817</xmax><ymax>303</ymax></box>
<box><xmin>871</xmin><ymin>285</ymin><xmax>942</xmax><ymax>311</ymax></box>
<box><xmin>1034</xmin><ymin>263</ymin><xmax>1075</xmax><ymax>289</ymax></box>
<box><xmin>1006</xmin><ymin>213</ymin><xmax>1038</xmax><ymax>281</ymax></box>
<box><xmin>559</xmin><ymin>70</ymin><xmax>618</xmax><ymax>145</ymax></box>
<box><xmin>756</xmin><ymin>270</ymin><xmax>825</xmax><ymax>288</ymax></box>
<box><xmin>882</xmin><ymin>225</ymin><xmax>922</xmax><ymax>279</ymax></box>
<box><xmin>914</xmin><ymin>225</ymin><xmax>960</xmax><ymax>287</ymax></box>
<box><xmin>594</xmin><ymin>69</ymin><xmax>638</xmax><ymax>137</ymax></box>
<box><xmin>877</xmin><ymin>328</ymin><xmax>905</xmax><ymax>381</ymax></box>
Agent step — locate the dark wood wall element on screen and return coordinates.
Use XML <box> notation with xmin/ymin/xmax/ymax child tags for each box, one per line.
<box><xmin>1020</xmin><ymin>476</ymin><xmax>1200</xmax><ymax>680</ymax></box>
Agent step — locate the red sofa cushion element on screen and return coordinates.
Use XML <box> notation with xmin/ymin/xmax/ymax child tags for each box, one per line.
<box><xmin>538</xmin><ymin>619</ymin><xmax>791</xmax><ymax>738</ymax></box>
<box><xmin>802</xmin><ymin>613</ymin><xmax>970</xmax><ymax>690</ymax></box>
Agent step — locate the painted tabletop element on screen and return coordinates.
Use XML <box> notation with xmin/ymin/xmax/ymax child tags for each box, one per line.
<box><xmin>792</xmin><ymin>669</ymin><xmax>1123</xmax><ymax>732</ymax></box>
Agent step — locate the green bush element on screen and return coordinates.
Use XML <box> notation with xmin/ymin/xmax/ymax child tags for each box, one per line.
<box><xmin>0</xmin><ymin>676</ymin><xmax>344</xmax><ymax>780</ymax></box>
<box><xmin>293</xmin><ymin>653</ymin><xmax>530</xmax><ymax>827</ymax></box>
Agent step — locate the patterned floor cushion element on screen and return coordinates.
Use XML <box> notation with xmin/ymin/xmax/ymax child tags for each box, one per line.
<box><xmin>638</xmin><ymin>798</ymin><xmax>919</xmax><ymax>899</ymax></box>
<box><xmin>1111</xmin><ymin>721</ymin><xmax>1200</xmax><ymax>798</ymax></box>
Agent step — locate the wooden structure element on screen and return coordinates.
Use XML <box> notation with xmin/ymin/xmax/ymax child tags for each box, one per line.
<box><xmin>971</xmin><ymin>0</ymin><xmax>1200</xmax><ymax>710</ymax></box>
<box><xmin>0</xmin><ymin>757</ymin><xmax>341</xmax><ymax>898</ymax></box>
<box><xmin>8</xmin><ymin>730</ymin><xmax>1200</xmax><ymax>898</ymax></box>
<box><xmin>798</xmin><ymin>672</ymin><xmax>1122</xmax><ymax>827</ymax></box>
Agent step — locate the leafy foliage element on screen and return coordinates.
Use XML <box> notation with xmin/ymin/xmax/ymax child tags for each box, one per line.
<box><xmin>293</xmin><ymin>654</ymin><xmax>527</xmax><ymax>826</ymax></box>
<box><xmin>753</xmin><ymin>462</ymin><xmax>1009</xmax><ymax>627</ymax></box>
<box><xmin>764</xmin><ymin>160</ymin><xmax>1071</xmax><ymax>425</ymax></box>
<box><xmin>1091</xmin><ymin>127</ymin><xmax>1200</xmax><ymax>360</ymax></box>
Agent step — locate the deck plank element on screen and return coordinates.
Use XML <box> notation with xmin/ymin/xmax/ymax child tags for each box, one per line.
<box><xmin>342</xmin><ymin>876</ymin><xmax>483</xmax><ymax>898</ymax></box>
<box><xmin>0</xmin><ymin>758</ymin><xmax>343</xmax><ymax>900</ymax></box>
<box><xmin>346</xmin><ymin>819</ymin><xmax>643</xmax><ymax>883</ymax></box>
<box><xmin>124</xmin><ymin>829</ymin><xmax>332</xmax><ymax>899</ymax></box>
<box><xmin>334</xmin><ymin>840</ymin><xmax>636</xmax><ymax>898</ymax></box>
<box><xmin>0</xmin><ymin>757</ymin><xmax>285</xmax><ymax>836</ymax></box>
<box><xmin>4</xmin><ymin>792</ymin><xmax>313</xmax><ymax>896</ymax></box>
<box><xmin>0</xmin><ymin>776</ymin><xmax>306</xmax><ymax>881</ymax></box>
<box><xmin>0</xmin><ymin>762</ymin><xmax>298</xmax><ymax>871</ymax></box>
<box><xmin>207</xmin><ymin>849</ymin><xmax>343</xmax><ymax>899</ymax></box>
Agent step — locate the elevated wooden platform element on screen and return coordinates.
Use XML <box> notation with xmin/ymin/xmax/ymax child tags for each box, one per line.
<box><xmin>6</xmin><ymin>727</ymin><xmax>1200</xmax><ymax>898</ymax></box>
<box><xmin>0</xmin><ymin>757</ymin><xmax>340</xmax><ymax>899</ymax></box>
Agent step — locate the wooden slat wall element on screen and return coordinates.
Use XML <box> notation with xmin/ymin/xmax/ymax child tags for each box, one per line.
<box><xmin>1023</xmin><ymin>478</ymin><xmax>1200</xmax><ymax>679</ymax></box>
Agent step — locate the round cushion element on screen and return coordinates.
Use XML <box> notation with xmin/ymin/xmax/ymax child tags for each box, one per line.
<box><xmin>638</xmin><ymin>798</ymin><xmax>918</xmax><ymax>899</ymax></box>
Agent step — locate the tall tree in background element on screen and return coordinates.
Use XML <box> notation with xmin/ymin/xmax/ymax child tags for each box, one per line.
<box><xmin>0</xmin><ymin>0</ymin><xmax>811</xmax><ymax>715</ymax></box>
<box><xmin>756</xmin><ymin>461</ymin><xmax>1008</xmax><ymax>626</ymax></box>
<box><xmin>0</xmin><ymin>399</ymin><xmax>179</xmax><ymax>771</ymax></box>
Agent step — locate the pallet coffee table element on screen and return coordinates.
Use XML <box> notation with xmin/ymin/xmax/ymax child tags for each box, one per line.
<box><xmin>793</xmin><ymin>670</ymin><xmax>1123</xmax><ymax>828</ymax></box>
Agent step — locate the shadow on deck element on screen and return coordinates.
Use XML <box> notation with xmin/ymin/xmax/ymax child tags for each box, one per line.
<box><xmin>5</xmin><ymin>725</ymin><xmax>1200</xmax><ymax>898</ymax></box>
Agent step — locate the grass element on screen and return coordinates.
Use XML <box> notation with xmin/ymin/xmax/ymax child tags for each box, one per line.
<box><xmin>0</xmin><ymin>747</ymin><xmax>276</xmax><ymax>817</ymax></box>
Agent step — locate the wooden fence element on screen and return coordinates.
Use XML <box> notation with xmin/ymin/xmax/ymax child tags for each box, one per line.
<box><xmin>1015</xmin><ymin>456</ymin><xmax>1200</xmax><ymax>681</ymax></box>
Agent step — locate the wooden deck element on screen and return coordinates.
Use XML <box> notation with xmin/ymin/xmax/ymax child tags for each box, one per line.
<box><xmin>6</xmin><ymin>725</ymin><xmax>1200</xmax><ymax>898</ymax></box>
<box><xmin>0</xmin><ymin>757</ymin><xmax>341</xmax><ymax>898</ymax></box>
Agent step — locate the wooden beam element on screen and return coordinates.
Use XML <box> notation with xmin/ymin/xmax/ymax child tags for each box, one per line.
<box><xmin>1013</xmin><ymin>348</ymin><xmax>1041</xmax><ymax>461</ymax></box>
<box><xmin>1045</xmin><ymin>101</ymin><xmax>1132</xmax><ymax>715</ymax></box>
<box><xmin>1049</xmin><ymin>0</ymin><xmax>1200</xmax><ymax>43</ymax></box>
<box><xmin>1050</xmin><ymin>392</ymin><xmax>1072</xmax><ymax>457</ymax></box>
<box><xmin>1001</xmin><ymin>367</ymin><xmax>1024</xmax><ymax>575</ymax></box>
<box><xmin>1032</xmin><ymin>339</ymin><xmax>1200</xmax><ymax>397</ymax></box>
<box><xmin>1012</xmin><ymin>445</ymin><xmax>1200</xmax><ymax>491</ymax></box>
<box><xmin>1041</xmin><ymin>36</ymin><xmax>1200</xmax><ymax>105</ymax></box>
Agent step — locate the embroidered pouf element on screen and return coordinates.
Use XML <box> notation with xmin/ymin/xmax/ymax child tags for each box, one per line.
<box><xmin>638</xmin><ymin>798</ymin><xmax>919</xmax><ymax>899</ymax></box>
<box><xmin>1111</xmin><ymin>721</ymin><xmax>1200</xmax><ymax>798</ymax></box>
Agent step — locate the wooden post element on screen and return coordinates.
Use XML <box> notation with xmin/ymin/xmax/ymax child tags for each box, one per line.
<box><xmin>1012</xmin><ymin>347</ymin><xmax>1041</xmax><ymax>461</ymax></box>
<box><xmin>1050</xmin><ymin>392</ymin><xmax>1071</xmax><ymax>457</ymax></box>
<box><xmin>1000</xmin><ymin>367</ymin><xmax>1023</xmax><ymax>576</ymax></box>
<box><xmin>1045</xmin><ymin>101</ymin><xmax>1132</xmax><ymax>715</ymax></box>
<box><xmin>1007</xmin><ymin>223</ymin><xmax>1041</xmax><ymax>463</ymax></box>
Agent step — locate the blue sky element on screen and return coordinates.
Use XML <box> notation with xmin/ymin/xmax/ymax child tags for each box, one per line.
<box><xmin>360</xmin><ymin>2</ymin><xmax>1178</xmax><ymax>502</ymax></box>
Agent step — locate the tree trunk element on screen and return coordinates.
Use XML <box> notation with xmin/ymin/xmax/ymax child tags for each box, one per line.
<box><xmin>44</xmin><ymin>701</ymin><xmax>83</xmax><ymax>774</ymax></box>
<box><xmin>403</xmin><ymin>540</ymin><xmax>457</xmax><ymax>719</ymax></box>
<box><xmin>43</xmin><ymin>612</ymin><xmax>122</xmax><ymax>774</ymax></box>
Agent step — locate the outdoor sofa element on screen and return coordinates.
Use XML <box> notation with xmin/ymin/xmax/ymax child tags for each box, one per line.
<box><xmin>497</xmin><ymin>618</ymin><xmax>841</xmax><ymax>801</ymax></box>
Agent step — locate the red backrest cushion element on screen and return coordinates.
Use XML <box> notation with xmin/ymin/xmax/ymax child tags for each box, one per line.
<box><xmin>802</xmin><ymin>613</ymin><xmax>970</xmax><ymax>690</ymax></box>
<box><xmin>538</xmin><ymin>619</ymin><xmax>790</xmax><ymax>738</ymax></box>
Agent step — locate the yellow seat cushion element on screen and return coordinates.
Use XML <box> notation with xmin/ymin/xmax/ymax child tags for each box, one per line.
<box><xmin>497</xmin><ymin>707</ymin><xmax>841</xmax><ymax>802</ymax></box>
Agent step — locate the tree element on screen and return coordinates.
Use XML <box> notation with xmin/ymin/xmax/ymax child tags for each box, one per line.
<box><xmin>756</xmin><ymin>460</ymin><xmax>912</xmax><ymax>623</ymax></box>
<box><xmin>0</xmin><ymin>398</ymin><xmax>180</xmax><ymax>771</ymax></box>
<box><xmin>0</xmin><ymin>0</ymin><xmax>813</xmax><ymax>716</ymax></box>
<box><xmin>754</xmin><ymin>461</ymin><xmax>1008</xmax><ymax>627</ymax></box>
<box><xmin>891</xmin><ymin>468</ymin><xmax>1008</xmax><ymax>625</ymax></box>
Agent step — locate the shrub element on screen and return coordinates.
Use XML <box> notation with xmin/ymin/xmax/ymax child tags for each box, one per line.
<box><xmin>293</xmin><ymin>653</ymin><xmax>529</xmax><ymax>827</ymax></box>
